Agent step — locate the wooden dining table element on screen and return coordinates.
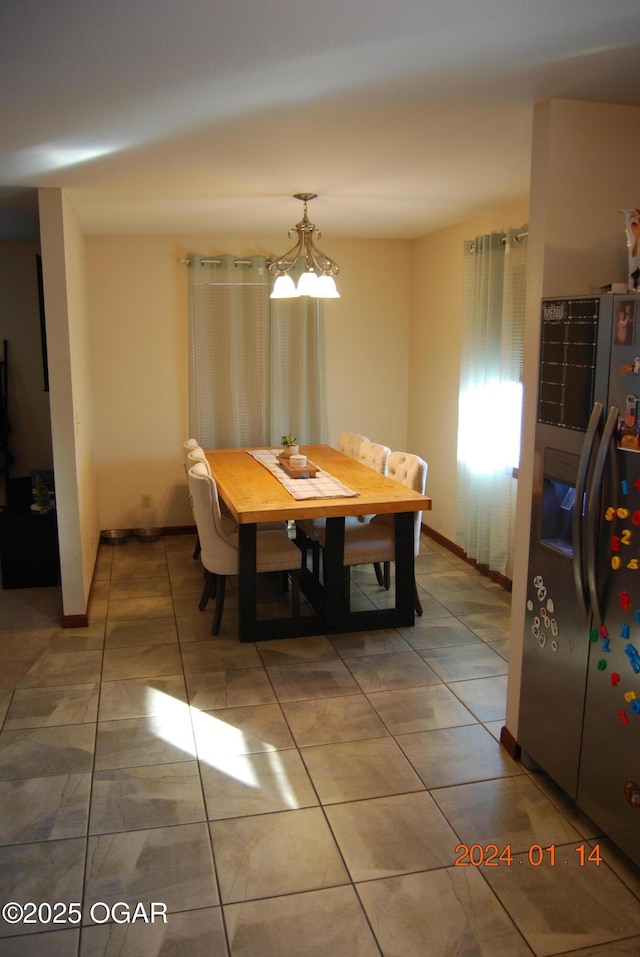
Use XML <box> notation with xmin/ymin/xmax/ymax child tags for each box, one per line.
<box><xmin>204</xmin><ymin>444</ymin><xmax>432</xmax><ymax>642</ymax></box>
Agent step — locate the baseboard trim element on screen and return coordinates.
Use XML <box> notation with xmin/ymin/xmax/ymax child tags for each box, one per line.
<box><xmin>63</xmin><ymin>614</ymin><xmax>89</xmax><ymax>629</ymax></box>
<box><xmin>499</xmin><ymin>725</ymin><xmax>521</xmax><ymax>760</ymax></box>
<box><xmin>421</xmin><ymin>523</ymin><xmax>512</xmax><ymax>592</ymax></box>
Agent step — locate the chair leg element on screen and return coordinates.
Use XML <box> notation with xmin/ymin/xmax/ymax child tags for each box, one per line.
<box><xmin>373</xmin><ymin>562</ymin><xmax>384</xmax><ymax>586</ymax></box>
<box><xmin>414</xmin><ymin>579</ymin><xmax>423</xmax><ymax>616</ymax></box>
<box><xmin>290</xmin><ymin>570</ymin><xmax>300</xmax><ymax>617</ymax></box>
<box><xmin>193</xmin><ymin>536</ymin><xmax>201</xmax><ymax>560</ymax></box>
<box><xmin>383</xmin><ymin>562</ymin><xmax>391</xmax><ymax>590</ymax></box>
<box><xmin>312</xmin><ymin>542</ymin><xmax>320</xmax><ymax>579</ymax></box>
<box><xmin>199</xmin><ymin>570</ymin><xmax>216</xmax><ymax>611</ymax></box>
<box><xmin>212</xmin><ymin>576</ymin><xmax>226</xmax><ymax>635</ymax></box>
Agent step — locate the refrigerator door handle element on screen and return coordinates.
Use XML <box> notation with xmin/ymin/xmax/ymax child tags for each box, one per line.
<box><xmin>573</xmin><ymin>401</ymin><xmax>603</xmax><ymax>616</ymax></box>
<box><xmin>586</xmin><ymin>405</ymin><xmax>619</xmax><ymax>627</ymax></box>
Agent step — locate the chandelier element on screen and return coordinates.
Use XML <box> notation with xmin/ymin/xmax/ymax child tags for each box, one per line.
<box><xmin>269</xmin><ymin>193</ymin><xmax>340</xmax><ymax>299</ymax></box>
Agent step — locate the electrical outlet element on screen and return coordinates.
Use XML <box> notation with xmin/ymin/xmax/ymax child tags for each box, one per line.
<box><xmin>141</xmin><ymin>494</ymin><xmax>152</xmax><ymax>508</ymax></box>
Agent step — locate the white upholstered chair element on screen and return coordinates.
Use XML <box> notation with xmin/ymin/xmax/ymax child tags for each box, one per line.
<box><xmin>318</xmin><ymin>450</ymin><xmax>428</xmax><ymax>614</ymax></box>
<box><xmin>338</xmin><ymin>431</ymin><xmax>369</xmax><ymax>459</ymax></box>
<box><xmin>183</xmin><ymin>438</ymin><xmax>203</xmax><ymax>557</ymax></box>
<box><xmin>188</xmin><ymin>462</ymin><xmax>302</xmax><ymax>634</ymax></box>
<box><xmin>296</xmin><ymin>440</ymin><xmax>391</xmax><ymax>576</ymax></box>
<box><xmin>187</xmin><ymin>446</ymin><xmax>286</xmax><ymax>534</ymax></box>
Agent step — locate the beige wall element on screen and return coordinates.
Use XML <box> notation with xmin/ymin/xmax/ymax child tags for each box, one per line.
<box><xmin>39</xmin><ymin>189</ymin><xmax>99</xmax><ymax>618</ymax></box>
<box><xmin>0</xmin><ymin>241</ymin><xmax>53</xmax><ymax>493</ymax></box>
<box><xmin>408</xmin><ymin>199</ymin><xmax>529</xmax><ymax>543</ymax></box>
<box><xmin>507</xmin><ymin>99</ymin><xmax>640</xmax><ymax>737</ymax></box>
<box><xmin>86</xmin><ymin>235</ymin><xmax>411</xmax><ymax>530</ymax></box>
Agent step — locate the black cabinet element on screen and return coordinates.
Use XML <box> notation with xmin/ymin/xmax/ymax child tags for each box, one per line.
<box><xmin>0</xmin><ymin>509</ymin><xmax>60</xmax><ymax>588</ymax></box>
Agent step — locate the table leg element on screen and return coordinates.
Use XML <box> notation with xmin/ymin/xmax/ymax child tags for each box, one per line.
<box><xmin>394</xmin><ymin>511</ymin><xmax>415</xmax><ymax>625</ymax></box>
<box><xmin>322</xmin><ymin>516</ymin><xmax>345</xmax><ymax>629</ymax></box>
<box><xmin>238</xmin><ymin>523</ymin><xmax>257</xmax><ymax>642</ymax></box>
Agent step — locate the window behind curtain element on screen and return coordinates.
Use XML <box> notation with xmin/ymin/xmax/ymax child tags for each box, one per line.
<box><xmin>188</xmin><ymin>255</ymin><xmax>328</xmax><ymax>448</ymax></box>
<box><xmin>456</xmin><ymin>227</ymin><xmax>528</xmax><ymax>577</ymax></box>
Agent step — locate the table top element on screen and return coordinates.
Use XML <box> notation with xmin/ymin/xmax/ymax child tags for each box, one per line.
<box><xmin>205</xmin><ymin>444</ymin><xmax>432</xmax><ymax>524</ymax></box>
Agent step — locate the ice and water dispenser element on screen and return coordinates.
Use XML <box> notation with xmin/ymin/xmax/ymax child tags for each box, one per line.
<box><xmin>539</xmin><ymin>448</ymin><xmax>579</xmax><ymax>559</ymax></box>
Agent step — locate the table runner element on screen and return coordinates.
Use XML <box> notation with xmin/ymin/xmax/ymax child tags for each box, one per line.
<box><xmin>249</xmin><ymin>449</ymin><xmax>359</xmax><ymax>500</ymax></box>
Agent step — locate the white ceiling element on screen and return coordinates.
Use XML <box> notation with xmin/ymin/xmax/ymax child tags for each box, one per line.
<box><xmin>2</xmin><ymin>0</ymin><xmax>640</xmax><ymax>240</ymax></box>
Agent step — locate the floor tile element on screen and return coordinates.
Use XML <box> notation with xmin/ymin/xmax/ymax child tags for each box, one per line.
<box><xmin>366</xmin><ymin>683</ymin><xmax>475</xmax><ymax>734</ymax></box>
<box><xmin>483</xmin><ymin>849</ymin><xmax>640</xmax><ymax>956</ymax></box>
<box><xmin>0</xmin><ymin>928</ymin><xmax>80</xmax><ymax>956</ymax></box>
<box><xmin>192</xmin><ymin>703</ymin><xmax>294</xmax><ymax>758</ymax></box>
<box><xmin>106</xmin><ymin>596</ymin><xmax>175</xmax><ymax>621</ymax></box>
<box><xmin>97</xmin><ymin>675</ymin><xmax>188</xmax><ymax>722</ymax></box>
<box><xmin>104</xmin><ymin>617</ymin><xmax>178</xmax><ymax>648</ymax></box>
<box><xmin>438</xmin><ymin>588</ymin><xmax>511</xmax><ymax>618</ymax></box>
<box><xmin>325</xmin><ymin>791</ymin><xmax>458</xmax><ymax>880</ymax></box>
<box><xmin>180</xmin><ymin>640</ymin><xmax>262</xmax><ymax>674</ymax></box>
<box><xmin>266</xmin><ymin>658</ymin><xmax>361</xmax><ymax>702</ymax></box>
<box><xmin>419</xmin><ymin>642</ymin><xmax>508</xmax><ymax>681</ymax></box>
<box><xmin>17</xmin><ymin>651</ymin><xmax>103</xmax><ymax>688</ymax></box>
<box><xmin>211</xmin><ymin>806</ymin><xmax>348</xmax><ymax>903</ymax></box>
<box><xmin>461</xmin><ymin>607</ymin><xmax>512</xmax><ymax>642</ymax></box>
<box><xmin>106</xmin><ymin>577</ymin><xmax>172</xmax><ymax>600</ymax></box>
<box><xmin>256</xmin><ymin>635</ymin><xmax>340</xmax><ymax>665</ymax></box>
<box><xmin>398</xmin><ymin>615</ymin><xmax>484</xmax><ymax>650</ymax></box>
<box><xmin>328</xmin><ymin>629</ymin><xmax>413</xmax><ymax>658</ymax></box>
<box><xmin>0</xmin><ymin>724</ymin><xmax>95</xmax><ymax>779</ymax></box>
<box><xmin>79</xmin><ymin>906</ymin><xmax>228</xmax><ymax>957</ymax></box>
<box><xmin>84</xmin><ymin>822</ymin><xmax>218</xmax><ymax>919</ymax></box>
<box><xmin>89</xmin><ymin>761</ymin><xmax>206</xmax><ymax>834</ymax></box>
<box><xmin>396</xmin><ymin>723</ymin><xmax>523</xmax><ymax>788</ymax></box>
<box><xmin>552</xmin><ymin>942</ymin><xmax>640</xmax><ymax>956</ymax></box>
<box><xmin>109</xmin><ymin>561</ymin><xmax>168</xmax><ymax>582</ymax></box>
<box><xmin>432</xmin><ymin>775</ymin><xmax>583</xmax><ymax>852</ymax></box>
<box><xmin>357</xmin><ymin>867</ymin><xmax>533</xmax><ymax>957</ymax></box>
<box><xmin>3</xmin><ymin>683</ymin><xmax>99</xmax><ymax>729</ymax></box>
<box><xmin>301</xmin><ymin>736</ymin><xmax>424</xmax><ymax>804</ymax></box>
<box><xmin>0</xmin><ymin>838</ymin><xmax>86</xmax><ymax>938</ymax></box>
<box><xmin>94</xmin><ymin>712</ymin><xmax>196</xmax><ymax>770</ymax></box>
<box><xmin>185</xmin><ymin>667</ymin><xmax>276</xmax><ymax>710</ymax></box>
<box><xmin>281</xmin><ymin>694</ymin><xmax>388</xmax><ymax>747</ymax></box>
<box><xmin>224</xmin><ymin>885</ymin><xmax>380</xmax><ymax>957</ymax></box>
<box><xmin>102</xmin><ymin>644</ymin><xmax>183</xmax><ymax>681</ymax></box>
<box><xmin>448</xmin><ymin>674</ymin><xmax>508</xmax><ymax>721</ymax></box>
<box><xmin>200</xmin><ymin>747</ymin><xmax>318</xmax><ymax>820</ymax></box>
<box><xmin>343</xmin><ymin>650</ymin><xmax>441</xmax><ymax>692</ymax></box>
<box><xmin>0</xmin><ymin>773</ymin><xmax>91</xmax><ymax>844</ymax></box>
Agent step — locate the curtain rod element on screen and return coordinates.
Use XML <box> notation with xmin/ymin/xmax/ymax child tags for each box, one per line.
<box><xmin>467</xmin><ymin>229</ymin><xmax>528</xmax><ymax>254</ymax></box>
<box><xmin>501</xmin><ymin>230</ymin><xmax>528</xmax><ymax>245</ymax></box>
<box><xmin>179</xmin><ymin>258</ymin><xmax>256</xmax><ymax>266</ymax></box>
<box><xmin>180</xmin><ymin>256</ymin><xmax>293</xmax><ymax>268</ymax></box>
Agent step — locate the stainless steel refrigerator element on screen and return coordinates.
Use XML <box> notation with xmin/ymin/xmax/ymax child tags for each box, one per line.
<box><xmin>519</xmin><ymin>293</ymin><xmax>640</xmax><ymax>868</ymax></box>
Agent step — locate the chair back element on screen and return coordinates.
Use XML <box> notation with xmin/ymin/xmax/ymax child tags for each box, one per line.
<box><xmin>338</xmin><ymin>431</ymin><xmax>369</xmax><ymax>459</ymax></box>
<box><xmin>187</xmin><ymin>447</ymin><xmax>211</xmax><ymax>475</ymax></box>
<box><xmin>183</xmin><ymin>438</ymin><xmax>200</xmax><ymax>472</ymax></box>
<box><xmin>187</xmin><ymin>462</ymin><xmax>238</xmax><ymax>575</ymax></box>
<box><xmin>387</xmin><ymin>451</ymin><xmax>428</xmax><ymax>554</ymax></box>
<box><xmin>358</xmin><ymin>440</ymin><xmax>391</xmax><ymax>475</ymax></box>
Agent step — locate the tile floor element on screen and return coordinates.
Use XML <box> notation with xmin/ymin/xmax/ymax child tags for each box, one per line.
<box><xmin>0</xmin><ymin>533</ymin><xmax>639</xmax><ymax>956</ymax></box>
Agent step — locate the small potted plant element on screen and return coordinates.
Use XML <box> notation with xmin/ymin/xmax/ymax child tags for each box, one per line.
<box><xmin>280</xmin><ymin>434</ymin><xmax>299</xmax><ymax>457</ymax></box>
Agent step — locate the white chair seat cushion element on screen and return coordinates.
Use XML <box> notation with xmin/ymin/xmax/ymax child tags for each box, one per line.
<box><xmin>298</xmin><ymin>515</ymin><xmax>363</xmax><ymax>542</ymax></box>
<box><xmin>335</xmin><ymin>523</ymin><xmax>395</xmax><ymax>567</ymax></box>
<box><xmin>254</xmin><ymin>529</ymin><xmax>302</xmax><ymax>572</ymax></box>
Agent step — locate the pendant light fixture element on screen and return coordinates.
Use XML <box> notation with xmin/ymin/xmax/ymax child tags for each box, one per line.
<box><xmin>269</xmin><ymin>193</ymin><xmax>340</xmax><ymax>299</ymax></box>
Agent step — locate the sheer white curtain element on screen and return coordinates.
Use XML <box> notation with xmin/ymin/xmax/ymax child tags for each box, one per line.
<box><xmin>188</xmin><ymin>255</ymin><xmax>328</xmax><ymax>448</ymax></box>
<box><xmin>456</xmin><ymin>227</ymin><xmax>528</xmax><ymax>576</ymax></box>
